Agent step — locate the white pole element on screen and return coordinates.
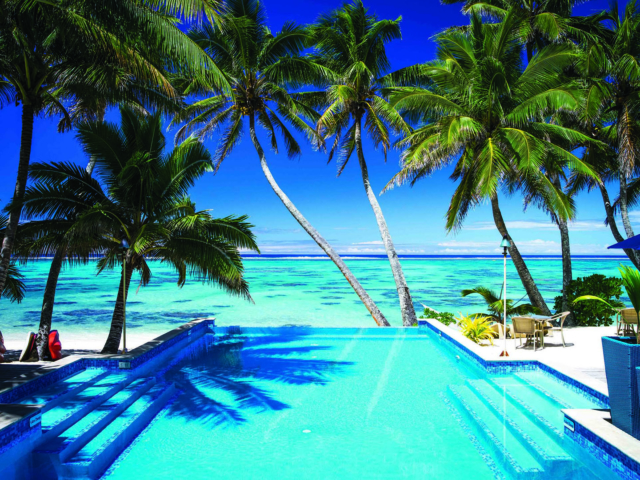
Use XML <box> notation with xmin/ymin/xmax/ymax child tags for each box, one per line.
<box><xmin>503</xmin><ymin>249</ymin><xmax>507</xmax><ymax>355</ymax></box>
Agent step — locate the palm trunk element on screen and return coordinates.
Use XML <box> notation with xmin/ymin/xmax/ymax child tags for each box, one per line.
<box><xmin>490</xmin><ymin>195</ymin><xmax>551</xmax><ymax>315</ymax></box>
<box><xmin>36</xmin><ymin>246</ymin><xmax>66</xmax><ymax>360</ymax></box>
<box><xmin>0</xmin><ymin>104</ymin><xmax>35</xmax><ymax>295</ymax></box>
<box><xmin>600</xmin><ymin>183</ymin><xmax>640</xmax><ymax>268</ymax></box>
<box><xmin>557</xmin><ymin>218</ymin><xmax>574</xmax><ymax>325</ymax></box>
<box><xmin>247</xmin><ymin>114</ymin><xmax>390</xmax><ymax>326</ymax></box>
<box><xmin>101</xmin><ymin>256</ymin><xmax>133</xmax><ymax>354</ymax></box>
<box><xmin>353</xmin><ymin>116</ymin><xmax>417</xmax><ymax>327</ymax></box>
<box><xmin>35</xmin><ymin>107</ymin><xmax>105</xmax><ymax>360</ymax></box>
<box><xmin>619</xmin><ymin>170</ymin><xmax>636</xmax><ymax>239</ymax></box>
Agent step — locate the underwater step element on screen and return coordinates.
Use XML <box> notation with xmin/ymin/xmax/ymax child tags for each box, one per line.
<box><xmin>38</xmin><ymin>374</ymin><xmax>131</xmax><ymax>444</ymax></box>
<box><xmin>18</xmin><ymin>369</ymin><xmax>109</xmax><ymax>412</ymax></box>
<box><xmin>514</xmin><ymin>371</ymin><xmax>604</xmax><ymax>409</ymax></box>
<box><xmin>35</xmin><ymin>377</ymin><xmax>156</xmax><ymax>463</ymax></box>
<box><xmin>448</xmin><ymin>385</ymin><xmax>544</xmax><ymax>480</ymax></box>
<box><xmin>60</xmin><ymin>382</ymin><xmax>176</xmax><ymax>480</ymax></box>
<box><xmin>467</xmin><ymin>380</ymin><xmax>574</xmax><ymax>476</ymax></box>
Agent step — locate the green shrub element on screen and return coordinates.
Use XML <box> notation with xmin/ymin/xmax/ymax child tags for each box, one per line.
<box><xmin>417</xmin><ymin>307</ymin><xmax>456</xmax><ymax>326</ymax></box>
<box><xmin>554</xmin><ymin>274</ymin><xmax>625</xmax><ymax>326</ymax></box>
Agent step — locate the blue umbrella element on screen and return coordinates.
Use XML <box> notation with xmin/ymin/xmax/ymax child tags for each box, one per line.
<box><xmin>608</xmin><ymin>235</ymin><xmax>640</xmax><ymax>250</ymax></box>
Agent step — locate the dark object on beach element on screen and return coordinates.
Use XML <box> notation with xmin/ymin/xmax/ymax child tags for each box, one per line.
<box><xmin>19</xmin><ymin>332</ymin><xmax>37</xmax><ymax>362</ymax></box>
<box><xmin>603</xmin><ymin>336</ymin><xmax>640</xmax><ymax>439</ymax></box>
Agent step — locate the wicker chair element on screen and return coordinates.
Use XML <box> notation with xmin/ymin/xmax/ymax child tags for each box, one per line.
<box><xmin>512</xmin><ymin>316</ymin><xmax>545</xmax><ymax>351</ymax></box>
<box><xmin>617</xmin><ymin>308</ymin><xmax>639</xmax><ymax>336</ymax></box>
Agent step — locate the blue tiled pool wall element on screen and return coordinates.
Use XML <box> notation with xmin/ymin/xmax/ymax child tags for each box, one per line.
<box><xmin>420</xmin><ymin>320</ymin><xmax>610</xmax><ymax>408</ymax></box>
<box><xmin>565</xmin><ymin>414</ymin><xmax>640</xmax><ymax>480</ymax></box>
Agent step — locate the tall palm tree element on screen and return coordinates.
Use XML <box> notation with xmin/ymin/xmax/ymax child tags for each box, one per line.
<box><xmin>20</xmin><ymin>108</ymin><xmax>259</xmax><ymax>354</ymax></box>
<box><xmin>0</xmin><ymin>0</ymin><xmax>228</xmax><ymax>297</ymax></box>
<box><xmin>385</xmin><ymin>10</ymin><xmax>600</xmax><ymax>315</ymax></box>
<box><xmin>307</xmin><ymin>0</ymin><xmax>418</xmax><ymax>326</ymax></box>
<box><xmin>172</xmin><ymin>0</ymin><xmax>390</xmax><ymax>326</ymax></box>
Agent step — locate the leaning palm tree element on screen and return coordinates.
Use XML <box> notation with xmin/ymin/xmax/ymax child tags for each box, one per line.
<box><xmin>461</xmin><ymin>286</ymin><xmax>539</xmax><ymax>323</ymax></box>
<box><xmin>385</xmin><ymin>9</ymin><xmax>600</xmax><ymax>315</ymax></box>
<box><xmin>171</xmin><ymin>0</ymin><xmax>390</xmax><ymax>326</ymax></box>
<box><xmin>307</xmin><ymin>0</ymin><xmax>418</xmax><ymax>327</ymax></box>
<box><xmin>0</xmin><ymin>0</ymin><xmax>228</xmax><ymax>297</ymax></box>
<box><xmin>20</xmin><ymin>107</ymin><xmax>259</xmax><ymax>354</ymax></box>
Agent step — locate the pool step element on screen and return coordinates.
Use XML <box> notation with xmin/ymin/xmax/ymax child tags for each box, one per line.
<box><xmin>18</xmin><ymin>369</ymin><xmax>109</xmax><ymax>412</ymax></box>
<box><xmin>514</xmin><ymin>371</ymin><xmax>603</xmax><ymax>409</ymax></box>
<box><xmin>34</xmin><ymin>377</ymin><xmax>156</xmax><ymax>463</ymax></box>
<box><xmin>467</xmin><ymin>380</ymin><xmax>574</xmax><ymax>476</ymax></box>
<box><xmin>448</xmin><ymin>385</ymin><xmax>544</xmax><ymax>479</ymax></box>
<box><xmin>60</xmin><ymin>382</ymin><xmax>176</xmax><ymax>479</ymax></box>
<box><xmin>38</xmin><ymin>373</ymin><xmax>131</xmax><ymax>444</ymax></box>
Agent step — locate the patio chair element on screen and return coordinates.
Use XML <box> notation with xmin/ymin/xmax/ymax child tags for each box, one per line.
<box><xmin>545</xmin><ymin>311</ymin><xmax>570</xmax><ymax>347</ymax></box>
<box><xmin>489</xmin><ymin>322</ymin><xmax>506</xmax><ymax>339</ymax></box>
<box><xmin>617</xmin><ymin>308</ymin><xmax>639</xmax><ymax>336</ymax></box>
<box><xmin>511</xmin><ymin>317</ymin><xmax>544</xmax><ymax>351</ymax></box>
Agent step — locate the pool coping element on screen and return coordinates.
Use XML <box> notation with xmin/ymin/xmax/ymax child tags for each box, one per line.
<box><xmin>564</xmin><ymin>409</ymin><xmax>640</xmax><ymax>480</ymax></box>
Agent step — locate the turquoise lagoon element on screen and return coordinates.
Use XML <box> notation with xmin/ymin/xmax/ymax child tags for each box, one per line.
<box><xmin>0</xmin><ymin>256</ymin><xmax>632</xmax><ymax>348</ymax></box>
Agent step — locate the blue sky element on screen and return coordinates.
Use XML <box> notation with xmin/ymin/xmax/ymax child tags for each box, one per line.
<box><xmin>0</xmin><ymin>0</ymin><xmax>632</xmax><ymax>256</ymax></box>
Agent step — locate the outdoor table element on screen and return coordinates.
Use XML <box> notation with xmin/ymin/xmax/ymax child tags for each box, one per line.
<box><xmin>524</xmin><ymin>314</ymin><xmax>552</xmax><ymax>349</ymax></box>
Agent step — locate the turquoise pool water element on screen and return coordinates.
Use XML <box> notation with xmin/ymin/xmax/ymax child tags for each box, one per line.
<box><xmin>91</xmin><ymin>328</ymin><xmax>610</xmax><ymax>480</ymax></box>
<box><xmin>0</xmin><ymin>257</ymin><xmax>632</xmax><ymax>348</ymax></box>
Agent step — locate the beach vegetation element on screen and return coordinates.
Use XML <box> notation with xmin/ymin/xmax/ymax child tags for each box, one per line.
<box><xmin>418</xmin><ymin>307</ymin><xmax>456</xmax><ymax>326</ymax></box>
<box><xmin>566</xmin><ymin>274</ymin><xmax>625</xmax><ymax>326</ymax></box>
<box><xmin>457</xmin><ymin>313</ymin><xmax>497</xmax><ymax>345</ymax></box>
<box><xmin>461</xmin><ymin>286</ymin><xmax>539</xmax><ymax>323</ymax></box>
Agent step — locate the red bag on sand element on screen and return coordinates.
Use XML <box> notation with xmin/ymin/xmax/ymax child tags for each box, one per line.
<box><xmin>0</xmin><ymin>331</ymin><xmax>6</xmax><ymax>363</ymax></box>
<box><xmin>49</xmin><ymin>330</ymin><xmax>62</xmax><ymax>360</ymax></box>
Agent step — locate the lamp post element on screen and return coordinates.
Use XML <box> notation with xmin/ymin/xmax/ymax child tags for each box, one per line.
<box><xmin>499</xmin><ymin>235</ymin><xmax>511</xmax><ymax>357</ymax></box>
<box><xmin>121</xmin><ymin>239</ymin><xmax>129</xmax><ymax>354</ymax></box>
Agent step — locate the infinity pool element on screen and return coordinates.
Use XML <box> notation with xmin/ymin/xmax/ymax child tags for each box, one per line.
<box><xmin>79</xmin><ymin>327</ymin><xmax>610</xmax><ymax>480</ymax></box>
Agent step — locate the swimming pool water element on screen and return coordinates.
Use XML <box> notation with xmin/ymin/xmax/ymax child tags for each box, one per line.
<box><xmin>95</xmin><ymin>328</ymin><xmax>613</xmax><ymax>480</ymax></box>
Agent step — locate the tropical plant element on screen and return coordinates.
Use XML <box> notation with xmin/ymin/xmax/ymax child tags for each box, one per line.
<box><xmin>556</xmin><ymin>274</ymin><xmax>624</xmax><ymax>326</ymax></box>
<box><xmin>457</xmin><ymin>313</ymin><xmax>497</xmax><ymax>345</ymax></box>
<box><xmin>171</xmin><ymin>0</ymin><xmax>390</xmax><ymax>326</ymax></box>
<box><xmin>461</xmin><ymin>286</ymin><xmax>539</xmax><ymax>323</ymax></box>
<box><xmin>619</xmin><ymin>266</ymin><xmax>640</xmax><ymax>339</ymax></box>
<box><xmin>385</xmin><ymin>9</ymin><xmax>600</xmax><ymax>315</ymax></box>
<box><xmin>18</xmin><ymin>108</ymin><xmax>259</xmax><ymax>354</ymax></box>
<box><xmin>0</xmin><ymin>0</ymin><xmax>229</xmax><ymax>297</ymax></box>
<box><xmin>307</xmin><ymin>0</ymin><xmax>417</xmax><ymax>326</ymax></box>
<box><xmin>418</xmin><ymin>307</ymin><xmax>456</xmax><ymax>326</ymax></box>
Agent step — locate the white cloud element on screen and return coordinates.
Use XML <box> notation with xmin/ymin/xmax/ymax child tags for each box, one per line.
<box><xmin>352</xmin><ymin>240</ymin><xmax>384</xmax><ymax>245</ymax></box>
<box><xmin>466</xmin><ymin>220</ymin><xmax>607</xmax><ymax>231</ymax></box>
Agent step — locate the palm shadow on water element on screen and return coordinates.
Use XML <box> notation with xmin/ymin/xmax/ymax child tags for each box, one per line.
<box><xmin>162</xmin><ymin>328</ymin><xmax>354</xmax><ymax>428</ymax></box>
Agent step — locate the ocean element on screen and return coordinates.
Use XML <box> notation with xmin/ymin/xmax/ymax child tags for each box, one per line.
<box><xmin>0</xmin><ymin>255</ymin><xmax>632</xmax><ymax>350</ymax></box>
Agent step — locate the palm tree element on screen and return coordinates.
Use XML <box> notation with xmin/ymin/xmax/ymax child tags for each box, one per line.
<box><xmin>385</xmin><ymin>10</ymin><xmax>600</xmax><ymax>316</ymax></box>
<box><xmin>171</xmin><ymin>0</ymin><xmax>390</xmax><ymax>326</ymax></box>
<box><xmin>19</xmin><ymin>108</ymin><xmax>259</xmax><ymax>354</ymax></box>
<box><xmin>461</xmin><ymin>286</ymin><xmax>539</xmax><ymax>323</ymax></box>
<box><xmin>0</xmin><ymin>0</ymin><xmax>229</xmax><ymax>297</ymax></box>
<box><xmin>307</xmin><ymin>0</ymin><xmax>418</xmax><ymax>327</ymax></box>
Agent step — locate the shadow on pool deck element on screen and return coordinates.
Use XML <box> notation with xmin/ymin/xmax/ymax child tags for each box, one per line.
<box><xmin>163</xmin><ymin>330</ymin><xmax>354</xmax><ymax>427</ymax></box>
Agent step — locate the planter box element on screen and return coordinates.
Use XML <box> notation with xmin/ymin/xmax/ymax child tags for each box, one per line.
<box><xmin>602</xmin><ymin>336</ymin><xmax>640</xmax><ymax>438</ymax></box>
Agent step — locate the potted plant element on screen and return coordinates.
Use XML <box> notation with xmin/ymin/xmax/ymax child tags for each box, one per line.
<box><xmin>577</xmin><ymin>265</ymin><xmax>640</xmax><ymax>438</ymax></box>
